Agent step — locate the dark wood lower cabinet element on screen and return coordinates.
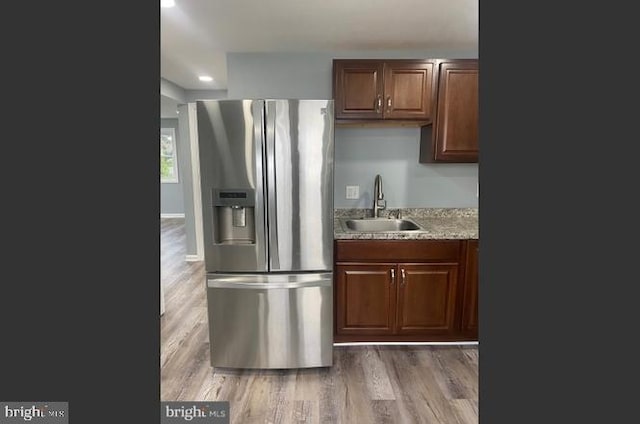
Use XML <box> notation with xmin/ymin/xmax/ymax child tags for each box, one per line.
<box><xmin>461</xmin><ymin>240</ymin><xmax>479</xmax><ymax>337</ymax></box>
<box><xmin>336</xmin><ymin>264</ymin><xmax>396</xmax><ymax>335</ymax></box>
<box><xmin>334</xmin><ymin>239</ymin><xmax>478</xmax><ymax>342</ymax></box>
<box><xmin>396</xmin><ymin>264</ymin><xmax>458</xmax><ymax>335</ymax></box>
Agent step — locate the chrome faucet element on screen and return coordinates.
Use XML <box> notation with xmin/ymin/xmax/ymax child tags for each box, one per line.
<box><xmin>373</xmin><ymin>174</ymin><xmax>386</xmax><ymax>218</ymax></box>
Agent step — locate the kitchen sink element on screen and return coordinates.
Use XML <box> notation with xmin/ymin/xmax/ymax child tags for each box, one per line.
<box><xmin>341</xmin><ymin>218</ymin><xmax>422</xmax><ymax>232</ymax></box>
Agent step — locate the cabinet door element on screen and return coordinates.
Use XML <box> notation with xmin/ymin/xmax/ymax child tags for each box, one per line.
<box><xmin>432</xmin><ymin>60</ymin><xmax>478</xmax><ymax>162</ymax></box>
<box><xmin>462</xmin><ymin>240</ymin><xmax>478</xmax><ymax>335</ymax></box>
<box><xmin>336</xmin><ymin>264</ymin><xmax>396</xmax><ymax>335</ymax></box>
<box><xmin>383</xmin><ymin>61</ymin><xmax>437</xmax><ymax>120</ymax></box>
<box><xmin>396</xmin><ymin>263</ymin><xmax>459</xmax><ymax>334</ymax></box>
<box><xmin>333</xmin><ymin>60</ymin><xmax>384</xmax><ymax>119</ymax></box>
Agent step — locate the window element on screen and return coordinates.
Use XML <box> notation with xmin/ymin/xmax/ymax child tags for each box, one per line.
<box><xmin>160</xmin><ymin>127</ymin><xmax>179</xmax><ymax>183</ymax></box>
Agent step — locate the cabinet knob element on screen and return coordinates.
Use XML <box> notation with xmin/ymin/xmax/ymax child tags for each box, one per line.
<box><xmin>390</xmin><ymin>268</ymin><xmax>395</xmax><ymax>284</ymax></box>
<box><xmin>401</xmin><ymin>268</ymin><xmax>406</xmax><ymax>286</ymax></box>
<box><xmin>386</xmin><ymin>96</ymin><xmax>392</xmax><ymax>112</ymax></box>
<box><xmin>376</xmin><ymin>95</ymin><xmax>382</xmax><ymax>113</ymax></box>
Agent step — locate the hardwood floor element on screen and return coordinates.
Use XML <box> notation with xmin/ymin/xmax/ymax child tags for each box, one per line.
<box><xmin>161</xmin><ymin>218</ymin><xmax>478</xmax><ymax>423</ymax></box>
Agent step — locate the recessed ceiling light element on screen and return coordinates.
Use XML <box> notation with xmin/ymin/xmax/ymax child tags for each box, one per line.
<box><xmin>161</xmin><ymin>0</ymin><xmax>175</xmax><ymax>8</ymax></box>
<box><xmin>198</xmin><ymin>76</ymin><xmax>213</xmax><ymax>82</ymax></box>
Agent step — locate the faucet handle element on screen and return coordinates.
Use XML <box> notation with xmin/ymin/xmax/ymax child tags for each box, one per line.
<box><xmin>377</xmin><ymin>199</ymin><xmax>387</xmax><ymax>210</ymax></box>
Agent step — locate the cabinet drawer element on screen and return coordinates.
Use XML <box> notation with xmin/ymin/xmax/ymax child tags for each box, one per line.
<box><xmin>335</xmin><ymin>240</ymin><xmax>461</xmax><ymax>262</ymax></box>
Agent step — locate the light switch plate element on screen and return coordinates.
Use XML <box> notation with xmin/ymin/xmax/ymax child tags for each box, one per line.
<box><xmin>346</xmin><ymin>185</ymin><xmax>359</xmax><ymax>199</ymax></box>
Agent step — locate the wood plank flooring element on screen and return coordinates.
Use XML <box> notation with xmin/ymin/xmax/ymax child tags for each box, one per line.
<box><xmin>161</xmin><ymin>218</ymin><xmax>478</xmax><ymax>423</ymax></box>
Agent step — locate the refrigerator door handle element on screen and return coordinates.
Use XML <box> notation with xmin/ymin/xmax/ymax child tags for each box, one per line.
<box><xmin>253</xmin><ymin>100</ymin><xmax>268</xmax><ymax>266</ymax></box>
<box><xmin>207</xmin><ymin>272</ymin><xmax>332</xmax><ymax>289</ymax></box>
<box><xmin>208</xmin><ymin>279</ymin><xmax>331</xmax><ymax>290</ymax></box>
<box><xmin>265</xmin><ymin>101</ymin><xmax>280</xmax><ymax>270</ymax></box>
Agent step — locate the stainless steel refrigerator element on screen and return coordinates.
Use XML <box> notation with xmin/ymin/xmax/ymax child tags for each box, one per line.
<box><xmin>196</xmin><ymin>99</ymin><xmax>334</xmax><ymax>369</ymax></box>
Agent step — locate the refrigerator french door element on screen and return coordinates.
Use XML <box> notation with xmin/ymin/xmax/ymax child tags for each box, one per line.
<box><xmin>196</xmin><ymin>99</ymin><xmax>334</xmax><ymax>369</ymax></box>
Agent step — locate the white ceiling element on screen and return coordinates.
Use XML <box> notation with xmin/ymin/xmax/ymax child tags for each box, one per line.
<box><xmin>161</xmin><ymin>0</ymin><xmax>478</xmax><ymax>90</ymax></box>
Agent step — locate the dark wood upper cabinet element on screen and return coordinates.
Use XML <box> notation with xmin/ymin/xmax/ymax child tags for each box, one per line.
<box><xmin>383</xmin><ymin>61</ymin><xmax>436</xmax><ymax>120</ymax></box>
<box><xmin>334</xmin><ymin>58</ymin><xmax>478</xmax><ymax>163</ymax></box>
<box><xmin>333</xmin><ymin>60</ymin><xmax>384</xmax><ymax>120</ymax></box>
<box><xmin>462</xmin><ymin>240</ymin><xmax>478</xmax><ymax>335</ymax></box>
<box><xmin>333</xmin><ymin>59</ymin><xmax>437</xmax><ymax>122</ymax></box>
<box><xmin>421</xmin><ymin>59</ymin><xmax>478</xmax><ymax>163</ymax></box>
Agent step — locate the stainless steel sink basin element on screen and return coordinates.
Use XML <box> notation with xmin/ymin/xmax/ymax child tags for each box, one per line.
<box><xmin>341</xmin><ymin>218</ymin><xmax>422</xmax><ymax>232</ymax></box>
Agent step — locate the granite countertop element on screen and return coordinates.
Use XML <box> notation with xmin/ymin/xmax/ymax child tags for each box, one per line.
<box><xmin>334</xmin><ymin>208</ymin><xmax>478</xmax><ymax>240</ymax></box>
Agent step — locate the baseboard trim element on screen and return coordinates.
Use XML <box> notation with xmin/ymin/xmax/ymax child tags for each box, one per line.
<box><xmin>161</xmin><ymin>213</ymin><xmax>185</xmax><ymax>218</ymax></box>
<box><xmin>334</xmin><ymin>341</ymin><xmax>478</xmax><ymax>346</ymax></box>
<box><xmin>185</xmin><ymin>254</ymin><xmax>203</xmax><ymax>262</ymax></box>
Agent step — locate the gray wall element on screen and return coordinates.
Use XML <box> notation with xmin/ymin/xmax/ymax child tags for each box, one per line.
<box><xmin>335</xmin><ymin>127</ymin><xmax>477</xmax><ymax>208</ymax></box>
<box><xmin>161</xmin><ymin>95</ymin><xmax>179</xmax><ymax>118</ymax></box>
<box><xmin>227</xmin><ymin>51</ymin><xmax>478</xmax><ymax>208</ymax></box>
<box><xmin>160</xmin><ymin>118</ymin><xmax>185</xmax><ymax>214</ymax></box>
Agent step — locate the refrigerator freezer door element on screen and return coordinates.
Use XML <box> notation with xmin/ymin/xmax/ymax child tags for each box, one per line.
<box><xmin>197</xmin><ymin>100</ymin><xmax>268</xmax><ymax>272</ymax></box>
<box><xmin>266</xmin><ymin>100</ymin><xmax>334</xmax><ymax>272</ymax></box>
<box><xmin>207</xmin><ymin>273</ymin><xmax>333</xmax><ymax>369</ymax></box>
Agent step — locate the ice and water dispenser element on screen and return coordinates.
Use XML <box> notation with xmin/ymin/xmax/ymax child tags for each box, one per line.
<box><xmin>212</xmin><ymin>189</ymin><xmax>255</xmax><ymax>245</ymax></box>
